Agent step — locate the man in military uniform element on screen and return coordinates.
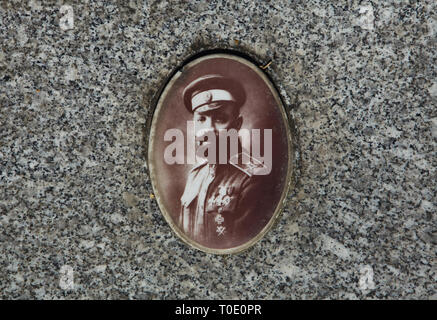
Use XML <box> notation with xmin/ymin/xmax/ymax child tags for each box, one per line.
<box><xmin>178</xmin><ymin>74</ymin><xmax>269</xmax><ymax>249</ymax></box>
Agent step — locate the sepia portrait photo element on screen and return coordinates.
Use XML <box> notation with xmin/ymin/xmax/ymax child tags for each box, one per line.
<box><xmin>148</xmin><ymin>53</ymin><xmax>292</xmax><ymax>254</ymax></box>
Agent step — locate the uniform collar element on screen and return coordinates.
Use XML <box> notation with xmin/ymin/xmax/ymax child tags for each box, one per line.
<box><xmin>190</xmin><ymin>158</ymin><xmax>208</xmax><ymax>172</ymax></box>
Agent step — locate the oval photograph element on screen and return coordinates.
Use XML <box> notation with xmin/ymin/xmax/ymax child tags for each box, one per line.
<box><xmin>148</xmin><ymin>53</ymin><xmax>293</xmax><ymax>254</ymax></box>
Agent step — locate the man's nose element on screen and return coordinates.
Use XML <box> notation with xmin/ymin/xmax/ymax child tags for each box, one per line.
<box><xmin>196</xmin><ymin>119</ymin><xmax>215</xmax><ymax>137</ymax></box>
<box><xmin>204</xmin><ymin>117</ymin><xmax>212</xmax><ymax>128</ymax></box>
<box><xmin>200</xmin><ymin>117</ymin><xmax>215</xmax><ymax>132</ymax></box>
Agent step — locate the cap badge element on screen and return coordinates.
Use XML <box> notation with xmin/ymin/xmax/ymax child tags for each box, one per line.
<box><xmin>204</xmin><ymin>91</ymin><xmax>212</xmax><ymax>102</ymax></box>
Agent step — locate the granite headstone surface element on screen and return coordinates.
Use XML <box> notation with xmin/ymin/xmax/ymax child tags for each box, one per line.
<box><xmin>0</xmin><ymin>0</ymin><xmax>435</xmax><ymax>299</ymax></box>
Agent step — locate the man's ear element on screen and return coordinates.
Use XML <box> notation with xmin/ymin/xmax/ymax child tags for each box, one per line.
<box><xmin>233</xmin><ymin>116</ymin><xmax>243</xmax><ymax>130</ymax></box>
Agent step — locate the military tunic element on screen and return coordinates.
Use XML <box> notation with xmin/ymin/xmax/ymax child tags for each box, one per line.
<box><xmin>179</xmin><ymin>158</ymin><xmax>266</xmax><ymax>249</ymax></box>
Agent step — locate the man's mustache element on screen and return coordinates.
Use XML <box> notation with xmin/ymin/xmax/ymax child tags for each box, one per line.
<box><xmin>195</xmin><ymin>128</ymin><xmax>217</xmax><ymax>139</ymax></box>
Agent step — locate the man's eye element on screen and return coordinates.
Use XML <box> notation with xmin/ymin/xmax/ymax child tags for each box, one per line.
<box><xmin>215</xmin><ymin>117</ymin><xmax>227</xmax><ymax>123</ymax></box>
<box><xmin>197</xmin><ymin>116</ymin><xmax>206</xmax><ymax>122</ymax></box>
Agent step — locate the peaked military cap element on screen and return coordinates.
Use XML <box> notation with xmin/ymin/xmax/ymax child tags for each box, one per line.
<box><xmin>183</xmin><ymin>74</ymin><xmax>246</xmax><ymax>113</ymax></box>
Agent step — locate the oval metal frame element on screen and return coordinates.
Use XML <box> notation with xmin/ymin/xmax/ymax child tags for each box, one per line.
<box><xmin>147</xmin><ymin>52</ymin><xmax>294</xmax><ymax>254</ymax></box>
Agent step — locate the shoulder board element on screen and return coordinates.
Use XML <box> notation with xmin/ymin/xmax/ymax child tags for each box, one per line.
<box><xmin>229</xmin><ymin>152</ymin><xmax>267</xmax><ymax>177</ymax></box>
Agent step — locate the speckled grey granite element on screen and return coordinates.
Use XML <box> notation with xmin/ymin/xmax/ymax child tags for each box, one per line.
<box><xmin>0</xmin><ymin>0</ymin><xmax>436</xmax><ymax>299</ymax></box>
